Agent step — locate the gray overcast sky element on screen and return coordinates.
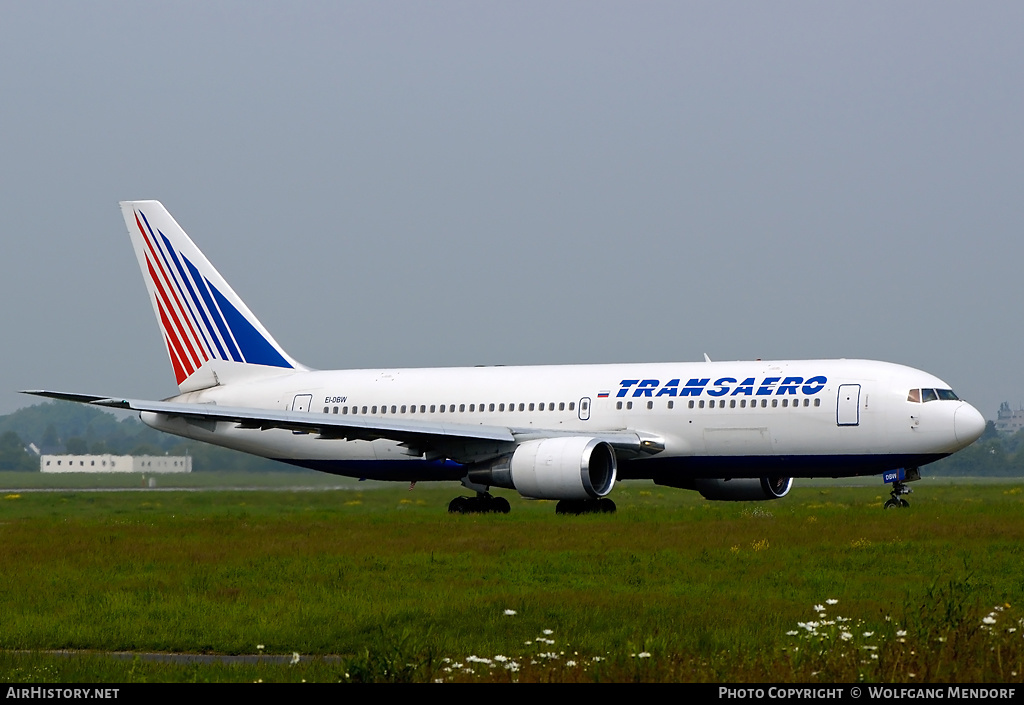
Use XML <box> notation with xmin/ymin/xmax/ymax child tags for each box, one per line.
<box><xmin>2</xmin><ymin>1</ymin><xmax>1022</xmax><ymax>420</ymax></box>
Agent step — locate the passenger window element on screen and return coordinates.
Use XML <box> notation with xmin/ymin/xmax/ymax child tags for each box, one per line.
<box><xmin>667</xmin><ymin>400</ymin><xmax>674</xmax><ymax>409</ymax></box>
<box><xmin>569</xmin><ymin>402</ymin><xmax>575</xmax><ymax>411</ymax></box>
<box><xmin>647</xmin><ymin>401</ymin><xmax>653</xmax><ymax>409</ymax></box>
<box><xmin>519</xmin><ymin>403</ymin><xmax>525</xmax><ymax>411</ymax></box>
<box><xmin>460</xmin><ymin>404</ymin><xmax>466</xmax><ymax>412</ymax></box>
<box><xmin>626</xmin><ymin>401</ymin><xmax>633</xmax><ymax>410</ymax></box>
<box><xmin>449</xmin><ymin>405</ymin><xmax>455</xmax><ymax>413</ymax></box>
<box><xmin>333</xmin><ymin>406</ymin><xmax>339</xmax><ymax>414</ymax></box>
<box><xmin>813</xmin><ymin>398</ymin><xmax>820</xmax><ymax>407</ymax></box>
<box><xmin>323</xmin><ymin>406</ymin><xmax>329</xmax><ymax>413</ymax></box>
<box><xmin>616</xmin><ymin>401</ymin><xmax>623</xmax><ymax>410</ymax></box>
<box><xmin>559</xmin><ymin>402</ymin><xmax>565</xmax><ymax>411</ymax></box>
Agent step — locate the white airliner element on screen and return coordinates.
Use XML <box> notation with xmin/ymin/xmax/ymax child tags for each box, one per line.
<box><xmin>25</xmin><ymin>201</ymin><xmax>986</xmax><ymax>513</ymax></box>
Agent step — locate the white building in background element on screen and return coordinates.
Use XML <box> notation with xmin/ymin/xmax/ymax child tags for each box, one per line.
<box><xmin>995</xmin><ymin>402</ymin><xmax>1024</xmax><ymax>434</ymax></box>
<box><xmin>40</xmin><ymin>455</ymin><xmax>192</xmax><ymax>473</ymax></box>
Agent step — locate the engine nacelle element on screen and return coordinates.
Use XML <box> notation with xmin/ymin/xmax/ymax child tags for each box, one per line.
<box><xmin>692</xmin><ymin>476</ymin><xmax>793</xmax><ymax>501</ymax></box>
<box><xmin>468</xmin><ymin>437</ymin><xmax>617</xmax><ymax>501</ymax></box>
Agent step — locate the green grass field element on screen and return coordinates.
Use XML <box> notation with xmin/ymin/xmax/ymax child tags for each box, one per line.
<box><xmin>0</xmin><ymin>478</ymin><xmax>1022</xmax><ymax>682</ymax></box>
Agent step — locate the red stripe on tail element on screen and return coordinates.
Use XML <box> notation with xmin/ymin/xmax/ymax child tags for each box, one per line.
<box><xmin>164</xmin><ymin>334</ymin><xmax>188</xmax><ymax>385</ymax></box>
<box><xmin>147</xmin><ymin>256</ymin><xmax>203</xmax><ymax>371</ymax></box>
<box><xmin>156</xmin><ymin>296</ymin><xmax>195</xmax><ymax>382</ymax></box>
<box><xmin>135</xmin><ymin>213</ymin><xmax>209</xmax><ymax>365</ymax></box>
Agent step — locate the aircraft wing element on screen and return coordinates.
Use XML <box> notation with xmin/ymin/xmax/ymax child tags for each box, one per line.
<box><xmin>21</xmin><ymin>391</ymin><xmax>650</xmax><ymax>462</ymax></box>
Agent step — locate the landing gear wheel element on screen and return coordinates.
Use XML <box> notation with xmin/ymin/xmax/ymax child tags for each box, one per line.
<box><xmin>555</xmin><ymin>498</ymin><xmax>616</xmax><ymax>515</ymax></box>
<box><xmin>884</xmin><ymin>480</ymin><xmax>912</xmax><ymax>509</ymax></box>
<box><xmin>448</xmin><ymin>493</ymin><xmax>511</xmax><ymax>514</ymax></box>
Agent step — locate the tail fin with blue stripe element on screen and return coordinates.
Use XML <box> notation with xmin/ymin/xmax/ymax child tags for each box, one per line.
<box><xmin>120</xmin><ymin>200</ymin><xmax>306</xmax><ymax>392</ymax></box>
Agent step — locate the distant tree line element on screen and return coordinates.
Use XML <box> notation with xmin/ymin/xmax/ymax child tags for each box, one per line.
<box><xmin>0</xmin><ymin>402</ymin><xmax>287</xmax><ymax>472</ymax></box>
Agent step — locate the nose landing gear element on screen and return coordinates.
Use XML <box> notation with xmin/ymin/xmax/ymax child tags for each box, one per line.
<box><xmin>882</xmin><ymin>467</ymin><xmax>920</xmax><ymax>509</ymax></box>
<box><xmin>884</xmin><ymin>481</ymin><xmax>912</xmax><ymax>509</ymax></box>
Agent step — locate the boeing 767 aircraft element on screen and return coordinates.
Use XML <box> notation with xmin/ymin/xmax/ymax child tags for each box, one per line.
<box><xmin>24</xmin><ymin>201</ymin><xmax>986</xmax><ymax>513</ymax></box>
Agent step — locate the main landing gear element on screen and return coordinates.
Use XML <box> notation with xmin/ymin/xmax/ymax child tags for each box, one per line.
<box><xmin>448</xmin><ymin>493</ymin><xmax>510</xmax><ymax>514</ymax></box>
<box><xmin>446</xmin><ymin>494</ymin><xmax>617</xmax><ymax>515</ymax></box>
<box><xmin>446</xmin><ymin>477</ymin><xmax>617</xmax><ymax>515</ymax></box>
<box><xmin>555</xmin><ymin>498</ymin><xmax>617</xmax><ymax>515</ymax></box>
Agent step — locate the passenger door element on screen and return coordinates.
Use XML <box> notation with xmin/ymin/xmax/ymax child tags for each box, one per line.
<box><xmin>837</xmin><ymin>384</ymin><xmax>861</xmax><ymax>426</ymax></box>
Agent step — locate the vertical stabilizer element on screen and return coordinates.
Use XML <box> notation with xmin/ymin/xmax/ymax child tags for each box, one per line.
<box><xmin>120</xmin><ymin>200</ymin><xmax>306</xmax><ymax>392</ymax></box>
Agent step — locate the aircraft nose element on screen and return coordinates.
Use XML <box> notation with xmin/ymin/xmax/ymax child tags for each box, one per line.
<box><xmin>954</xmin><ymin>403</ymin><xmax>986</xmax><ymax>446</ymax></box>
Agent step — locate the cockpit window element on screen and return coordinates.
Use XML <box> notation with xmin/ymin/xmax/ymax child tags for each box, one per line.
<box><xmin>909</xmin><ymin>388</ymin><xmax>960</xmax><ymax>403</ymax></box>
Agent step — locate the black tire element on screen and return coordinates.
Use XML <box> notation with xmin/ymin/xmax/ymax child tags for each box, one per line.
<box><xmin>493</xmin><ymin>497</ymin><xmax>511</xmax><ymax>514</ymax></box>
<box><xmin>555</xmin><ymin>500</ymin><xmax>580</xmax><ymax>515</ymax></box>
<box><xmin>448</xmin><ymin>497</ymin><xmax>469</xmax><ymax>514</ymax></box>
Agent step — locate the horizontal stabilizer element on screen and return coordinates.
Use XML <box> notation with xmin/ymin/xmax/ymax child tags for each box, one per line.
<box><xmin>20</xmin><ymin>390</ymin><xmax>118</xmax><ymax>405</ymax></box>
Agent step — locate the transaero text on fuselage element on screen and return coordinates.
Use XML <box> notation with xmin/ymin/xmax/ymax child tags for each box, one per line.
<box><xmin>615</xmin><ymin>376</ymin><xmax>828</xmax><ymax>398</ymax></box>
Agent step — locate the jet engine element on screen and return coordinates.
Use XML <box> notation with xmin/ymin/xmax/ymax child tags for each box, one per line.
<box><xmin>691</xmin><ymin>476</ymin><xmax>793</xmax><ymax>501</ymax></box>
<box><xmin>467</xmin><ymin>436</ymin><xmax>617</xmax><ymax>500</ymax></box>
